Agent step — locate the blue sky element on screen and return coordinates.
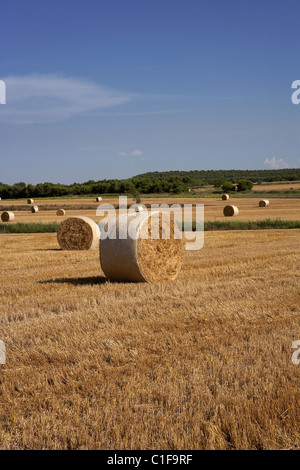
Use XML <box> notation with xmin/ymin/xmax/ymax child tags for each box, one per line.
<box><xmin>0</xmin><ymin>0</ymin><xmax>299</xmax><ymax>184</ymax></box>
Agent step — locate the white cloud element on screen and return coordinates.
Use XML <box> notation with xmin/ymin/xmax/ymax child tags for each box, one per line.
<box><xmin>130</xmin><ymin>149</ymin><xmax>143</xmax><ymax>157</ymax></box>
<box><xmin>119</xmin><ymin>149</ymin><xmax>143</xmax><ymax>157</ymax></box>
<box><xmin>264</xmin><ymin>156</ymin><xmax>290</xmax><ymax>169</ymax></box>
<box><xmin>0</xmin><ymin>74</ymin><xmax>132</xmax><ymax>124</ymax></box>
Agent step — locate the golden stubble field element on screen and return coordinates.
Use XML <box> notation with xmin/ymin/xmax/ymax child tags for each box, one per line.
<box><xmin>1</xmin><ymin>197</ymin><xmax>300</xmax><ymax>224</ymax></box>
<box><xmin>0</xmin><ymin>228</ymin><xmax>299</xmax><ymax>449</ymax></box>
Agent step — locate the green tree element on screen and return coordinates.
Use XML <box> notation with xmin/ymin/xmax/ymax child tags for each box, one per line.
<box><xmin>222</xmin><ymin>181</ymin><xmax>236</xmax><ymax>192</ymax></box>
<box><xmin>237</xmin><ymin>180</ymin><xmax>253</xmax><ymax>192</ymax></box>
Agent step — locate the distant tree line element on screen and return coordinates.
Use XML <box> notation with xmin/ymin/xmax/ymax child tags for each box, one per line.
<box><xmin>0</xmin><ymin>177</ymin><xmax>188</xmax><ymax>199</ymax></box>
<box><xmin>0</xmin><ymin>168</ymin><xmax>299</xmax><ymax>199</ymax></box>
<box><xmin>136</xmin><ymin>168</ymin><xmax>300</xmax><ymax>186</ymax></box>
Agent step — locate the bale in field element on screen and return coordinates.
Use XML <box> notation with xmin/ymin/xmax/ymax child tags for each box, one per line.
<box><xmin>31</xmin><ymin>205</ymin><xmax>39</xmax><ymax>213</ymax></box>
<box><xmin>1</xmin><ymin>211</ymin><xmax>15</xmax><ymax>222</ymax></box>
<box><xmin>222</xmin><ymin>194</ymin><xmax>229</xmax><ymax>200</ymax></box>
<box><xmin>96</xmin><ymin>197</ymin><xmax>102</xmax><ymax>202</ymax></box>
<box><xmin>100</xmin><ymin>211</ymin><xmax>183</xmax><ymax>283</ymax></box>
<box><xmin>27</xmin><ymin>199</ymin><xmax>34</xmax><ymax>204</ymax></box>
<box><xmin>56</xmin><ymin>209</ymin><xmax>66</xmax><ymax>216</ymax></box>
<box><xmin>57</xmin><ymin>216</ymin><xmax>100</xmax><ymax>250</ymax></box>
<box><xmin>259</xmin><ymin>199</ymin><xmax>269</xmax><ymax>207</ymax></box>
<box><xmin>223</xmin><ymin>205</ymin><xmax>239</xmax><ymax>217</ymax></box>
<box><xmin>132</xmin><ymin>204</ymin><xmax>145</xmax><ymax>213</ymax></box>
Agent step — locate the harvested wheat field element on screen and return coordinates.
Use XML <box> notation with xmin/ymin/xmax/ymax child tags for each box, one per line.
<box><xmin>0</xmin><ymin>229</ymin><xmax>299</xmax><ymax>450</ymax></box>
<box><xmin>1</xmin><ymin>197</ymin><xmax>300</xmax><ymax>224</ymax></box>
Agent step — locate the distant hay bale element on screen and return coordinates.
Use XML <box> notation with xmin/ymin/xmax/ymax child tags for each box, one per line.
<box><xmin>1</xmin><ymin>211</ymin><xmax>15</xmax><ymax>222</ymax></box>
<box><xmin>132</xmin><ymin>204</ymin><xmax>145</xmax><ymax>213</ymax></box>
<box><xmin>57</xmin><ymin>216</ymin><xmax>100</xmax><ymax>251</ymax></box>
<box><xmin>223</xmin><ymin>205</ymin><xmax>239</xmax><ymax>217</ymax></box>
<box><xmin>222</xmin><ymin>194</ymin><xmax>229</xmax><ymax>200</ymax></box>
<box><xmin>56</xmin><ymin>209</ymin><xmax>66</xmax><ymax>216</ymax></box>
<box><xmin>100</xmin><ymin>211</ymin><xmax>183</xmax><ymax>283</ymax></box>
<box><xmin>27</xmin><ymin>199</ymin><xmax>34</xmax><ymax>204</ymax></box>
<box><xmin>96</xmin><ymin>197</ymin><xmax>102</xmax><ymax>202</ymax></box>
<box><xmin>259</xmin><ymin>199</ymin><xmax>269</xmax><ymax>207</ymax></box>
<box><xmin>31</xmin><ymin>205</ymin><xmax>39</xmax><ymax>213</ymax></box>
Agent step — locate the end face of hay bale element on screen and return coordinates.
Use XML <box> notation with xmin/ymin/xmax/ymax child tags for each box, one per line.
<box><xmin>1</xmin><ymin>211</ymin><xmax>15</xmax><ymax>222</ymax></box>
<box><xmin>57</xmin><ymin>216</ymin><xmax>100</xmax><ymax>250</ymax></box>
<box><xmin>31</xmin><ymin>205</ymin><xmax>39</xmax><ymax>213</ymax></box>
<box><xmin>222</xmin><ymin>194</ymin><xmax>229</xmax><ymax>200</ymax></box>
<box><xmin>100</xmin><ymin>212</ymin><xmax>183</xmax><ymax>283</ymax></box>
<box><xmin>56</xmin><ymin>209</ymin><xmax>66</xmax><ymax>216</ymax></box>
<box><xmin>223</xmin><ymin>205</ymin><xmax>239</xmax><ymax>217</ymax></box>
<box><xmin>259</xmin><ymin>199</ymin><xmax>269</xmax><ymax>207</ymax></box>
<box><xmin>27</xmin><ymin>199</ymin><xmax>34</xmax><ymax>204</ymax></box>
<box><xmin>96</xmin><ymin>197</ymin><xmax>102</xmax><ymax>202</ymax></box>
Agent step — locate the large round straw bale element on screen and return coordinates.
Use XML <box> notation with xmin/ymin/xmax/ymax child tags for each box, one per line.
<box><xmin>27</xmin><ymin>199</ymin><xmax>34</xmax><ymax>204</ymax></box>
<box><xmin>31</xmin><ymin>205</ymin><xmax>39</xmax><ymax>213</ymax></box>
<box><xmin>57</xmin><ymin>216</ymin><xmax>100</xmax><ymax>250</ymax></box>
<box><xmin>96</xmin><ymin>197</ymin><xmax>102</xmax><ymax>202</ymax></box>
<box><xmin>100</xmin><ymin>211</ymin><xmax>183</xmax><ymax>283</ymax></box>
<box><xmin>56</xmin><ymin>209</ymin><xmax>66</xmax><ymax>216</ymax></box>
<box><xmin>223</xmin><ymin>205</ymin><xmax>239</xmax><ymax>217</ymax></box>
<box><xmin>259</xmin><ymin>199</ymin><xmax>269</xmax><ymax>207</ymax></box>
<box><xmin>222</xmin><ymin>194</ymin><xmax>229</xmax><ymax>200</ymax></box>
<box><xmin>1</xmin><ymin>211</ymin><xmax>15</xmax><ymax>222</ymax></box>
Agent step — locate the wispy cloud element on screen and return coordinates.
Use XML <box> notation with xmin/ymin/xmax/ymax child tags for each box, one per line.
<box><xmin>264</xmin><ymin>156</ymin><xmax>290</xmax><ymax>169</ymax></box>
<box><xmin>118</xmin><ymin>149</ymin><xmax>143</xmax><ymax>157</ymax></box>
<box><xmin>0</xmin><ymin>74</ymin><xmax>132</xmax><ymax>124</ymax></box>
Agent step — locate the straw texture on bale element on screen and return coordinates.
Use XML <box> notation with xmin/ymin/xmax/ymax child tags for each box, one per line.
<box><xmin>57</xmin><ymin>216</ymin><xmax>100</xmax><ymax>251</ymax></box>
<box><xmin>56</xmin><ymin>209</ymin><xmax>66</xmax><ymax>216</ymax></box>
<box><xmin>31</xmin><ymin>205</ymin><xmax>39</xmax><ymax>213</ymax></box>
<box><xmin>100</xmin><ymin>211</ymin><xmax>183</xmax><ymax>283</ymax></box>
<box><xmin>259</xmin><ymin>199</ymin><xmax>269</xmax><ymax>207</ymax></box>
<box><xmin>96</xmin><ymin>197</ymin><xmax>102</xmax><ymax>202</ymax></box>
<box><xmin>223</xmin><ymin>205</ymin><xmax>239</xmax><ymax>217</ymax></box>
<box><xmin>222</xmin><ymin>194</ymin><xmax>229</xmax><ymax>200</ymax></box>
<box><xmin>27</xmin><ymin>199</ymin><xmax>34</xmax><ymax>204</ymax></box>
<box><xmin>1</xmin><ymin>211</ymin><xmax>15</xmax><ymax>222</ymax></box>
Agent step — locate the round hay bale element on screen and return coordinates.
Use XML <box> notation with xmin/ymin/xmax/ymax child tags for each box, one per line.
<box><xmin>27</xmin><ymin>199</ymin><xmax>34</xmax><ymax>204</ymax></box>
<box><xmin>96</xmin><ymin>197</ymin><xmax>102</xmax><ymax>202</ymax></box>
<box><xmin>31</xmin><ymin>205</ymin><xmax>39</xmax><ymax>213</ymax></box>
<box><xmin>100</xmin><ymin>211</ymin><xmax>183</xmax><ymax>283</ymax></box>
<box><xmin>222</xmin><ymin>194</ymin><xmax>229</xmax><ymax>200</ymax></box>
<box><xmin>132</xmin><ymin>204</ymin><xmax>145</xmax><ymax>213</ymax></box>
<box><xmin>1</xmin><ymin>211</ymin><xmax>15</xmax><ymax>222</ymax></box>
<box><xmin>259</xmin><ymin>199</ymin><xmax>269</xmax><ymax>207</ymax></box>
<box><xmin>223</xmin><ymin>205</ymin><xmax>239</xmax><ymax>217</ymax></box>
<box><xmin>57</xmin><ymin>216</ymin><xmax>100</xmax><ymax>251</ymax></box>
<box><xmin>56</xmin><ymin>209</ymin><xmax>66</xmax><ymax>216</ymax></box>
